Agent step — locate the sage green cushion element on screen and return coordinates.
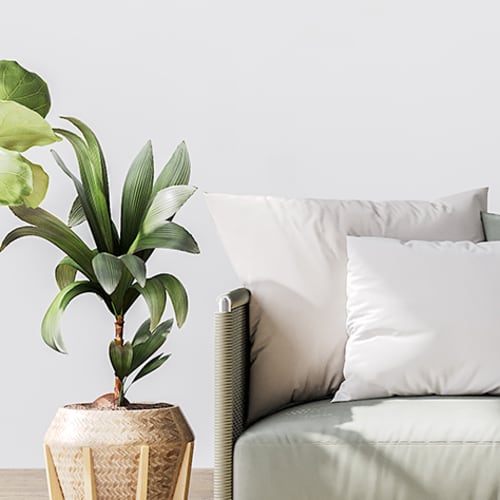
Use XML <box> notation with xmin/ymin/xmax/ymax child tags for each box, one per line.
<box><xmin>234</xmin><ymin>398</ymin><xmax>500</xmax><ymax>500</ymax></box>
<box><xmin>482</xmin><ymin>211</ymin><xmax>500</xmax><ymax>241</ymax></box>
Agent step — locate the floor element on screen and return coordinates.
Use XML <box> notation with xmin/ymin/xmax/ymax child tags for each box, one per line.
<box><xmin>0</xmin><ymin>469</ymin><xmax>213</xmax><ymax>499</ymax></box>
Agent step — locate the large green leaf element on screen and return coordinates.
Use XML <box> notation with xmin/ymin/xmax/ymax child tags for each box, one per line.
<box><xmin>0</xmin><ymin>149</ymin><xmax>48</xmax><ymax>207</ymax></box>
<box><xmin>109</xmin><ymin>340</ymin><xmax>133</xmax><ymax>379</ymax></box>
<box><xmin>0</xmin><ymin>100</ymin><xmax>60</xmax><ymax>152</ymax></box>
<box><xmin>0</xmin><ymin>147</ymin><xmax>32</xmax><ymax>205</ymax></box>
<box><xmin>1</xmin><ymin>227</ymin><xmax>55</xmax><ymax>254</ymax></box>
<box><xmin>55</xmin><ymin>256</ymin><xmax>80</xmax><ymax>290</ymax></box>
<box><xmin>22</xmin><ymin>161</ymin><xmax>49</xmax><ymax>208</ymax></box>
<box><xmin>54</xmin><ymin>129</ymin><xmax>114</xmax><ymax>252</ymax></box>
<box><xmin>0</xmin><ymin>60</ymin><xmax>51</xmax><ymax>117</ymax></box>
<box><xmin>42</xmin><ymin>281</ymin><xmax>103</xmax><ymax>353</ymax></box>
<box><xmin>153</xmin><ymin>141</ymin><xmax>191</xmax><ymax>194</ymax></box>
<box><xmin>130</xmin><ymin>319</ymin><xmax>172</xmax><ymax>371</ymax></box>
<box><xmin>131</xmin><ymin>222</ymin><xmax>200</xmax><ymax>254</ymax></box>
<box><xmin>120</xmin><ymin>141</ymin><xmax>154</xmax><ymax>251</ymax></box>
<box><xmin>6</xmin><ymin>206</ymin><xmax>95</xmax><ymax>278</ymax></box>
<box><xmin>157</xmin><ymin>274</ymin><xmax>189</xmax><ymax>327</ymax></box>
<box><xmin>133</xmin><ymin>277</ymin><xmax>166</xmax><ymax>330</ymax></box>
<box><xmin>141</xmin><ymin>185</ymin><xmax>196</xmax><ymax>235</ymax></box>
<box><xmin>92</xmin><ymin>252</ymin><xmax>123</xmax><ymax>295</ymax></box>
<box><xmin>119</xmin><ymin>254</ymin><xmax>146</xmax><ymax>287</ymax></box>
<box><xmin>130</xmin><ymin>353</ymin><xmax>171</xmax><ymax>385</ymax></box>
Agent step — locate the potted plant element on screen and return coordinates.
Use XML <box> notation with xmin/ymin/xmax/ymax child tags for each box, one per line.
<box><xmin>0</xmin><ymin>61</ymin><xmax>200</xmax><ymax>499</ymax></box>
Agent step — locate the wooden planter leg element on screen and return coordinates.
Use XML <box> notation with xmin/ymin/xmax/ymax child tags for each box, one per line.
<box><xmin>44</xmin><ymin>445</ymin><xmax>64</xmax><ymax>500</ymax></box>
<box><xmin>82</xmin><ymin>447</ymin><xmax>97</xmax><ymax>500</ymax></box>
<box><xmin>44</xmin><ymin>441</ymin><xmax>192</xmax><ymax>500</ymax></box>
<box><xmin>173</xmin><ymin>441</ymin><xmax>194</xmax><ymax>500</ymax></box>
<box><xmin>44</xmin><ymin>446</ymin><xmax>97</xmax><ymax>500</ymax></box>
<box><xmin>136</xmin><ymin>445</ymin><xmax>150</xmax><ymax>500</ymax></box>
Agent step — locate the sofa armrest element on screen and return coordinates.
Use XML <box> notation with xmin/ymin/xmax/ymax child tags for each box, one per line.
<box><xmin>214</xmin><ymin>287</ymin><xmax>251</xmax><ymax>500</ymax></box>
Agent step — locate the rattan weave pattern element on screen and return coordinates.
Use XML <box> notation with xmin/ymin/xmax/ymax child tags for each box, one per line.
<box><xmin>45</xmin><ymin>404</ymin><xmax>194</xmax><ymax>499</ymax></box>
<box><xmin>214</xmin><ymin>288</ymin><xmax>250</xmax><ymax>500</ymax></box>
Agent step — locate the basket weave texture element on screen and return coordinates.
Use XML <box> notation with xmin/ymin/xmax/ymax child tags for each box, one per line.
<box><xmin>44</xmin><ymin>404</ymin><xmax>194</xmax><ymax>499</ymax></box>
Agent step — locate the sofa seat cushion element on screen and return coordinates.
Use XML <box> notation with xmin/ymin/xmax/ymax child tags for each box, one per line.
<box><xmin>234</xmin><ymin>398</ymin><xmax>500</xmax><ymax>500</ymax></box>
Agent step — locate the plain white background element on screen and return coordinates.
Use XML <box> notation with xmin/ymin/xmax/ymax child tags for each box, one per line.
<box><xmin>1</xmin><ymin>0</ymin><xmax>500</xmax><ymax>468</ymax></box>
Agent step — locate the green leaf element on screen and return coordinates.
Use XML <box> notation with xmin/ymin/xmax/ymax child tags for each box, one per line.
<box><xmin>0</xmin><ymin>60</ymin><xmax>51</xmax><ymax>117</ymax></box>
<box><xmin>51</xmin><ymin>149</ymin><xmax>81</xmax><ymax>184</ymax></box>
<box><xmin>132</xmin><ymin>318</ymin><xmax>172</xmax><ymax>347</ymax></box>
<box><xmin>42</xmin><ymin>281</ymin><xmax>103</xmax><ymax>352</ymax></box>
<box><xmin>92</xmin><ymin>252</ymin><xmax>123</xmax><ymax>295</ymax></box>
<box><xmin>51</xmin><ymin>150</ymin><xmax>94</xmax><ymax>230</ymax></box>
<box><xmin>141</xmin><ymin>185</ymin><xmax>196</xmax><ymax>234</ymax></box>
<box><xmin>22</xmin><ymin>161</ymin><xmax>49</xmax><ymax>208</ymax></box>
<box><xmin>130</xmin><ymin>353</ymin><xmax>170</xmax><ymax>385</ymax></box>
<box><xmin>55</xmin><ymin>256</ymin><xmax>81</xmax><ymax>290</ymax></box>
<box><xmin>150</xmin><ymin>318</ymin><xmax>173</xmax><ymax>338</ymax></box>
<box><xmin>120</xmin><ymin>141</ymin><xmax>154</xmax><ymax>251</ymax></box>
<box><xmin>157</xmin><ymin>274</ymin><xmax>189</xmax><ymax>328</ymax></box>
<box><xmin>122</xmin><ymin>287</ymin><xmax>140</xmax><ymax>314</ymax></box>
<box><xmin>119</xmin><ymin>254</ymin><xmax>146</xmax><ymax>287</ymax></box>
<box><xmin>153</xmin><ymin>141</ymin><xmax>191</xmax><ymax>194</ymax></box>
<box><xmin>6</xmin><ymin>206</ymin><xmax>95</xmax><ymax>278</ymax></box>
<box><xmin>132</xmin><ymin>319</ymin><xmax>152</xmax><ymax>347</ymax></box>
<box><xmin>61</xmin><ymin>117</ymin><xmax>110</xmax><ymax>204</ymax></box>
<box><xmin>67</xmin><ymin>196</ymin><xmax>86</xmax><ymax>227</ymax></box>
<box><xmin>132</xmin><ymin>222</ymin><xmax>200</xmax><ymax>254</ymax></box>
<box><xmin>133</xmin><ymin>277</ymin><xmax>166</xmax><ymax>330</ymax></box>
<box><xmin>0</xmin><ymin>100</ymin><xmax>60</xmax><ymax>152</ymax></box>
<box><xmin>54</xmin><ymin>128</ymin><xmax>115</xmax><ymax>252</ymax></box>
<box><xmin>0</xmin><ymin>147</ymin><xmax>32</xmax><ymax>205</ymax></box>
<box><xmin>0</xmin><ymin>149</ymin><xmax>48</xmax><ymax>207</ymax></box>
<box><xmin>130</xmin><ymin>319</ymin><xmax>172</xmax><ymax>371</ymax></box>
<box><xmin>109</xmin><ymin>340</ymin><xmax>134</xmax><ymax>379</ymax></box>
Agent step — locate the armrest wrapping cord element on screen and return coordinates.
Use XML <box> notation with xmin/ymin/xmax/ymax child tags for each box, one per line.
<box><xmin>214</xmin><ymin>288</ymin><xmax>250</xmax><ymax>500</ymax></box>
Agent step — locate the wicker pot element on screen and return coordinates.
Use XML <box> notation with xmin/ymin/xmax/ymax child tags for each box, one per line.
<box><xmin>44</xmin><ymin>403</ymin><xmax>194</xmax><ymax>500</ymax></box>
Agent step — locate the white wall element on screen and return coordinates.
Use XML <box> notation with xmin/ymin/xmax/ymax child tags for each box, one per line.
<box><xmin>1</xmin><ymin>0</ymin><xmax>500</xmax><ymax>468</ymax></box>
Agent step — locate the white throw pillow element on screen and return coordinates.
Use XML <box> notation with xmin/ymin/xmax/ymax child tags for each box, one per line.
<box><xmin>334</xmin><ymin>237</ymin><xmax>500</xmax><ymax>402</ymax></box>
<box><xmin>206</xmin><ymin>188</ymin><xmax>488</xmax><ymax>421</ymax></box>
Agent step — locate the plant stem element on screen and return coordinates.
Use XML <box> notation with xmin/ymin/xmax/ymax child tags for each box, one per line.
<box><xmin>114</xmin><ymin>315</ymin><xmax>124</xmax><ymax>405</ymax></box>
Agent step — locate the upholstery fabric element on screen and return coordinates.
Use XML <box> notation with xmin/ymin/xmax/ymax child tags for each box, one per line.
<box><xmin>482</xmin><ymin>211</ymin><xmax>500</xmax><ymax>241</ymax></box>
<box><xmin>234</xmin><ymin>398</ymin><xmax>500</xmax><ymax>500</ymax></box>
<box><xmin>335</xmin><ymin>237</ymin><xmax>500</xmax><ymax>402</ymax></box>
<box><xmin>206</xmin><ymin>189</ymin><xmax>488</xmax><ymax>421</ymax></box>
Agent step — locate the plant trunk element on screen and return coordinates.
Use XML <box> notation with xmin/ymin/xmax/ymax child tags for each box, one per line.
<box><xmin>114</xmin><ymin>315</ymin><xmax>124</xmax><ymax>405</ymax></box>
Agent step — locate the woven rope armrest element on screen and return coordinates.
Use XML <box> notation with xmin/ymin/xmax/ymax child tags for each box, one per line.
<box><xmin>215</xmin><ymin>288</ymin><xmax>251</xmax><ymax>500</ymax></box>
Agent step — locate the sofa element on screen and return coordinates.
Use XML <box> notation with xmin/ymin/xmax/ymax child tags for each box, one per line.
<box><xmin>208</xmin><ymin>188</ymin><xmax>500</xmax><ymax>500</ymax></box>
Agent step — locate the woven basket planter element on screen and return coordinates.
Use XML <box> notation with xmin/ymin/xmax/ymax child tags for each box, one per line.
<box><xmin>44</xmin><ymin>403</ymin><xmax>194</xmax><ymax>500</ymax></box>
